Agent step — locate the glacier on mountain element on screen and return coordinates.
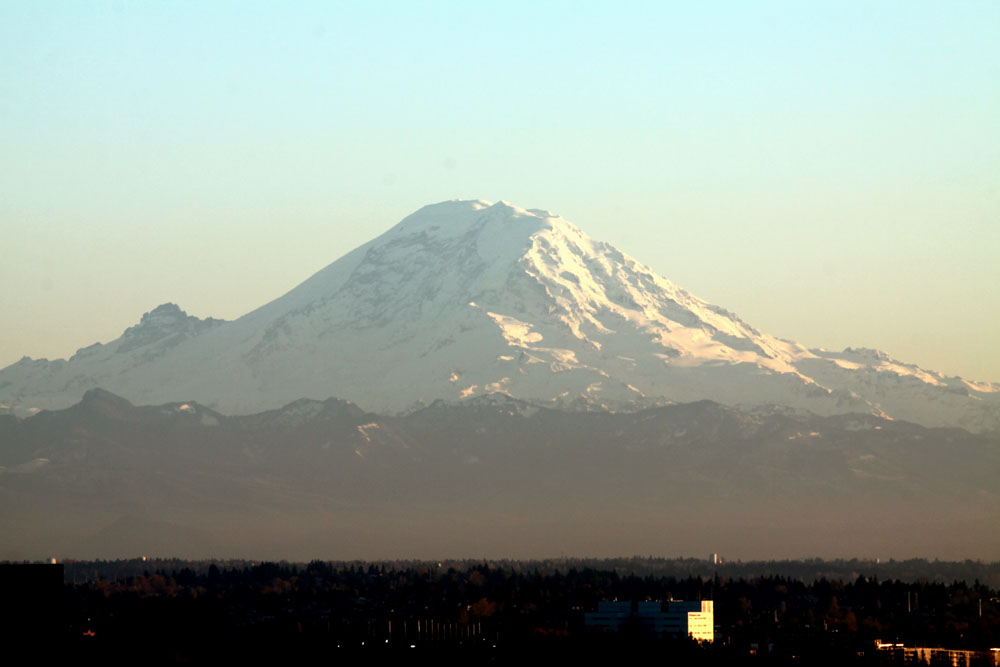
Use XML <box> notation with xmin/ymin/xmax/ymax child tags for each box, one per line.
<box><xmin>1</xmin><ymin>199</ymin><xmax>997</xmax><ymax>432</ymax></box>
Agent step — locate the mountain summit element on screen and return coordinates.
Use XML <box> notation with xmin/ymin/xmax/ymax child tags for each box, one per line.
<box><xmin>2</xmin><ymin>200</ymin><xmax>997</xmax><ymax>430</ymax></box>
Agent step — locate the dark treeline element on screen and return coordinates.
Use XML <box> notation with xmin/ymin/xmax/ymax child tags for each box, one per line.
<box><xmin>19</xmin><ymin>558</ymin><xmax>1000</xmax><ymax>665</ymax></box>
<box><xmin>62</xmin><ymin>556</ymin><xmax>1000</xmax><ymax>588</ymax></box>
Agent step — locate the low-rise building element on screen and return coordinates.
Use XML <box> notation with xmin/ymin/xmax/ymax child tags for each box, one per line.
<box><xmin>584</xmin><ymin>599</ymin><xmax>714</xmax><ymax>641</ymax></box>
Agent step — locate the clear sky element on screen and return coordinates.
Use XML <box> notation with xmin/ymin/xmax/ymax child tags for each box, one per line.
<box><xmin>2</xmin><ymin>1</ymin><xmax>998</xmax><ymax>382</ymax></box>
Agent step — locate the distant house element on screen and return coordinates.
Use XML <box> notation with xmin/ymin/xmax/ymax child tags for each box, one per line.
<box><xmin>584</xmin><ymin>600</ymin><xmax>714</xmax><ymax>641</ymax></box>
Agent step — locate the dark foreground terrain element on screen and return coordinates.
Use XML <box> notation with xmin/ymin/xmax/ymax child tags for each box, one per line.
<box><xmin>4</xmin><ymin>558</ymin><xmax>999</xmax><ymax>665</ymax></box>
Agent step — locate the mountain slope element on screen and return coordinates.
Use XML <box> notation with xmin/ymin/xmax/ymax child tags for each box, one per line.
<box><xmin>1</xmin><ymin>200</ymin><xmax>997</xmax><ymax>430</ymax></box>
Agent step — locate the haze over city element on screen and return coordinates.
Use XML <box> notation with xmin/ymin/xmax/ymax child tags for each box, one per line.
<box><xmin>2</xmin><ymin>1</ymin><xmax>998</xmax><ymax>383</ymax></box>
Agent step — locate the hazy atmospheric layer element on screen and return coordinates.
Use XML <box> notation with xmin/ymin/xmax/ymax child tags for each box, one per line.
<box><xmin>1</xmin><ymin>200</ymin><xmax>997</xmax><ymax>432</ymax></box>
<box><xmin>2</xmin><ymin>387</ymin><xmax>998</xmax><ymax>560</ymax></box>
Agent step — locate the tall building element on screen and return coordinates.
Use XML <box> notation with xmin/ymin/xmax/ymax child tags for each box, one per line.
<box><xmin>584</xmin><ymin>600</ymin><xmax>714</xmax><ymax>641</ymax></box>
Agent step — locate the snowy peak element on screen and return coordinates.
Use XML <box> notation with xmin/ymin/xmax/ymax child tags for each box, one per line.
<box><xmin>386</xmin><ymin>199</ymin><xmax>491</xmax><ymax>238</ymax></box>
<box><xmin>136</xmin><ymin>302</ymin><xmax>190</xmax><ymax>327</ymax></box>
<box><xmin>229</xmin><ymin>199</ymin><xmax>839</xmax><ymax>413</ymax></box>
<box><xmin>235</xmin><ymin>199</ymin><xmax>995</xmax><ymax>427</ymax></box>
<box><xmin>68</xmin><ymin>303</ymin><xmax>226</xmax><ymax>362</ymax></box>
<box><xmin>0</xmin><ymin>199</ymin><xmax>997</xmax><ymax>432</ymax></box>
<box><xmin>383</xmin><ymin>199</ymin><xmax>563</xmax><ymax>253</ymax></box>
<box><xmin>115</xmin><ymin>303</ymin><xmax>225</xmax><ymax>354</ymax></box>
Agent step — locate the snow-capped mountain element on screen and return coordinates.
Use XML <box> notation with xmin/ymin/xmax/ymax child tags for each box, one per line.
<box><xmin>2</xmin><ymin>200</ymin><xmax>997</xmax><ymax>431</ymax></box>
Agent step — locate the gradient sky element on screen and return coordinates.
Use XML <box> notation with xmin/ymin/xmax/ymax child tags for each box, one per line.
<box><xmin>2</xmin><ymin>1</ymin><xmax>998</xmax><ymax>382</ymax></box>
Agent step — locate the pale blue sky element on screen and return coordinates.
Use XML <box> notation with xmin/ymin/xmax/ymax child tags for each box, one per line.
<box><xmin>2</xmin><ymin>1</ymin><xmax>998</xmax><ymax>381</ymax></box>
